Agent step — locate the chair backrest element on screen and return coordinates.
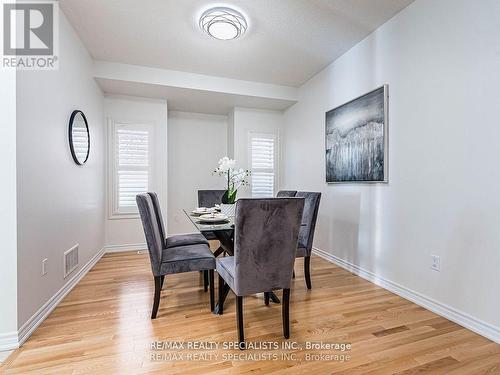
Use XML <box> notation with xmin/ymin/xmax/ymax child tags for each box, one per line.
<box><xmin>276</xmin><ymin>190</ymin><xmax>297</xmax><ymax>197</ymax></box>
<box><xmin>296</xmin><ymin>192</ymin><xmax>321</xmax><ymax>255</ymax></box>
<box><xmin>233</xmin><ymin>198</ymin><xmax>304</xmax><ymax>296</ymax></box>
<box><xmin>198</xmin><ymin>190</ymin><xmax>226</xmax><ymax>208</ymax></box>
<box><xmin>148</xmin><ymin>192</ymin><xmax>166</xmax><ymax>245</ymax></box>
<box><xmin>136</xmin><ymin>193</ymin><xmax>164</xmax><ymax>276</ymax></box>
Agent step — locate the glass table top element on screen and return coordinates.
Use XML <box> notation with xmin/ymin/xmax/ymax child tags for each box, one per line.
<box><xmin>183</xmin><ymin>209</ymin><xmax>235</xmax><ymax>232</ymax></box>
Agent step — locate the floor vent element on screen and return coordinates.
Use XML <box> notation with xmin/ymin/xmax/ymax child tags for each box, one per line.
<box><xmin>64</xmin><ymin>244</ymin><xmax>79</xmax><ymax>278</ymax></box>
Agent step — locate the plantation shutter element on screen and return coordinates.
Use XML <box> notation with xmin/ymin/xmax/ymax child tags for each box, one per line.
<box><xmin>115</xmin><ymin>125</ymin><xmax>151</xmax><ymax>213</ymax></box>
<box><xmin>251</xmin><ymin>134</ymin><xmax>276</xmax><ymax>198</ymax></box>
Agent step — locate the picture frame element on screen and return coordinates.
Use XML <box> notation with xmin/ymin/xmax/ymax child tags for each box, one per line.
<box><xmin>325</xmin><ymin>85</ymin><xmax>389</xmax><ymax>183</ymax></box>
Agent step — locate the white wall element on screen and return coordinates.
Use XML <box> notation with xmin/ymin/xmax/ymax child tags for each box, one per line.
<box><xmin>167</xmin><ymin>111</ymin><xmax>227</xmax><ymax>234</ymax></box>
<box><xmin>227</xmin><ymin>109</ymin><xmax>235</xmax><ymax>158</ymax></box>
<box><xmin>104</xmin><ymin>96</ymin><xmax>168</xmax><ymax>248</ymax></box>
<box><xmin>0</xmin><ymin>67</ymin><xmax>18</xmax><ymax>347</ymax></box>
<box><xmin>16</xmin><ymin>12</ymin><xmax>105</xmax><ymax>328</ymax></box>
<box><xmin>233</xmin><ymin>108</ymin><xmax>284</xmax><ymax>197</ymax></box>
<box><xmin>283</xmin><ymin>0</ymin><xmax>500</xmax><ymax>339</ymax></box>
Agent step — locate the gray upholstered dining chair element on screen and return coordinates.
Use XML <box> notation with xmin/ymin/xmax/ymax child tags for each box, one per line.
<box><xmin>216</xmin><ymin>198</ymin><xmax>304</xmax><ymax>349</ymax></box>
<box><xmin>276</xmin><ymin>190</ymin><xmax>297</xmax><ymax>197</ymax></box>
<box><xmin>295</xmin><ymin>192</ymin><xmax>321</xmax><ymax>290</ymax></box>
<box><xmin>197</xmin><ymin>190</ymin><xmax>226</xmax><ymax>242</ymax></box>
<box><xmin>198</xmin><ymin>189</ymin><xmax>226</xmax><ymax>208</ymax></box>
<box><xmin>149</xmin><ymin>192</ymin><xmax>208</xmax><ymax>248</ymax></box>
<box><xmin>276</xmin><ymin>190</ymin><xmax>321</xmax><ymax>289</ymax></box>
<box><xmin>136</xmin><ymin>193</ymin><xmax>216</xmax><ymax>319</ymax></box>
<box><xmin>149</xmin><ymin>192</ymin><xmax>212</xmax><ymax>291</ymax></box>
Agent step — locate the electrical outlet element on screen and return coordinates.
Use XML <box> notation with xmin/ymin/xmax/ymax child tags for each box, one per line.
<box><xmin>42</xmin><ymin>258</ymin><xmax>48</xmax><ymax>276</ymax></box>
<box><xmin>430</xmin><ymin>255</ymin><xmax>440</xmax><ymax>271</ymax></box>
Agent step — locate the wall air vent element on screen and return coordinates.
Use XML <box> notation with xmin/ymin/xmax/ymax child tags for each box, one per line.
<box><xmin>64</xmin><ymin>244</ymin><xmax>79</xmax><ymax>278</ymax></box>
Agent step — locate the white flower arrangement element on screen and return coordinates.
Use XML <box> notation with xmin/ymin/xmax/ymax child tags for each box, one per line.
<box><xmin>213</xmin><ymin>156</ymin><xmax>251</xmax><ymax>204</ymax></box>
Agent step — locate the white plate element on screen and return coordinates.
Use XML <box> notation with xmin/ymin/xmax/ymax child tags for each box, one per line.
<box><xmin>198</xmin><ymin>213</ymin><xmax>229</xmax><ymax>223</ymax></box>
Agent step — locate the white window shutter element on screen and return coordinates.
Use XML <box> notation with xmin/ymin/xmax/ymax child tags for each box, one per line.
<box><xmin>117</xmin><ymin>170</ymin><xmax>148</xmax><ymax>208</ymax></box>
<box><xmin>251</xmin><ymin>135</ymin><xmax>276</xmax><ymax>198</ymax></box>
<box><xmin>113</xmin><ymin>125</ymin><xmax>152</xmax><ymax>215</ymax></box>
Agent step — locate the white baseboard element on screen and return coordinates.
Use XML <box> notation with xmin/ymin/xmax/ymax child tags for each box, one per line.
<box><xmin>104</xmin><ymin>243</ymin><xmax>147</xmax><ymax>253</ymax></box>
<box><xmin>0</xmin><ymin>332</ymin><xmax>18</xmax><ymax>352</ymax></box>
<box><xmin>3</xmin><ymin>247</ymin><xmax>107</xmax><ymax>351</ymax></box>
<box><xmin>312</xmin><ymin>247</ymin><xmax>500</xmax><ymax>344</ymax></box>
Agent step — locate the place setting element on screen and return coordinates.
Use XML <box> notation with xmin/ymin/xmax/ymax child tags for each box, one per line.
<box><xmin>191</xmin><ymin>206</ymin><xmax>227</xmax><ymax>222</ymax></box>
<box><xmin>191</xmin><ymin>206</ymin><xmax>218</xmax><ymax>216</ymax></box>
<box><xmin>196</xmin><ymin>211</ymin><xmax>229</xmax><ymax>224</ymax></box>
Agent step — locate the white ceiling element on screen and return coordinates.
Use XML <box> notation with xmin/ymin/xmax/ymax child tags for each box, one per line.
<box><xmin>61</xmin><ymin>0</ymin><xmax>414</xmax><ymax>87</ymax></box>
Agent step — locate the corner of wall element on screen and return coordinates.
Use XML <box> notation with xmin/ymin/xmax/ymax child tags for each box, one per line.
<box><xmin>0</xmin><ymin>67</ymin><xmax>18</xmax><ymax>350</ymax></box>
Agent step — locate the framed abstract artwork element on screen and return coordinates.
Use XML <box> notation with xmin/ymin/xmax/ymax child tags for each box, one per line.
<box><xmin>325</xmin><ymin>85</ymin><xmax>388</xmax><ymax>183</ymax></box>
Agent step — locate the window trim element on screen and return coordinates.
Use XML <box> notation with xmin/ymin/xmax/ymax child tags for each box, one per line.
<box><xmin>107</xmin><ymin>119</ymin><xmax>155</xmax><ymax>220</ymax></box>
<box><xmin>248</xmin><ymin>131</ymin><xmax>280</xmax><ymax>198</ymax></box>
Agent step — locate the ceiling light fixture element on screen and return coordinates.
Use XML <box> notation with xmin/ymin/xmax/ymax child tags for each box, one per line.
<box><xmin>199</xmin><ymin>7</ymin><xmax>247</xmax><ymax>40</ymax></box>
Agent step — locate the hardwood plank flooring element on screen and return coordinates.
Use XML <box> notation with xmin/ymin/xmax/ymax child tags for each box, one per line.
<box><xmin>2</xmin><ymin>247</ymin><xmax>499</xmax><ymax>374</ymax></box>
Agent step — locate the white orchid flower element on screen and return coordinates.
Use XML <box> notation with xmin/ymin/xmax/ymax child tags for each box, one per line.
<box><xmin>213</xmin><ymin>156</ymin><xmax>251</xmax><ymax>202</ymax></box>
<box><xmin>227</xmin><ymin>159</ymin><xmax>236</xmax><ymax>170</ymax></box>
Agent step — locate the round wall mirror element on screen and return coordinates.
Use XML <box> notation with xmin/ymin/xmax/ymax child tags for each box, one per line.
<box><xmin>68</xmin><ymin>110</ymin><xmax>90</xmax><ymax>165</ymax></box>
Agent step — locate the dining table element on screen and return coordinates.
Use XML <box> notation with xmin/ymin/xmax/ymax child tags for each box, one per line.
<box><xmin>183</xmin><ymin>208</ymin><xmax>281</xmax><ymax>314</ymax></box>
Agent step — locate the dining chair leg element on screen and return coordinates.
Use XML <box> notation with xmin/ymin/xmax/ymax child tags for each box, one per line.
<box><xmin>218</xmin><ymin>274</ymin><xmax>225</xmax><ymax>315</ymax></box>
<box><xmin>282</xmin><ymin>288</ymin><xmax>290</xmax><ymax>339</ymax></box>
<box><xmin>209</xmin><ymin>270</ymin><xmax>215</xmax><ymax>312</ymax></box>
<box><xmin>203</xmin><ymin>270</ymin><xmax>209</xmax><ymax>292</ymax></box>
<box><xmin>269</xmin><ymin>292</ymin><xmax>281</xmax><ymax>304</ymax></box>
<box><xmin>236</xmin><ymin>296</ymin><xmax>245</xmax><ymax>350</ymax></box>
<box><xmin>160</xmin><ymin>275</ymin><xmax>165</xmax><ymax>289</ymax></box>
<box><xmin>264</xmin><ymin>292</ymin><xmax>270</xmax><ymax>306</ymax></box>
<box><xmin>151</xmin><ymin>276</ymin><xmax>162</xmax><ymax>319</ymax></box>
<box><xmin>304</xmin><ymin>256</ymin><xmax>312</xmax><ymax>290</ymax></box>
<box><xmin>213</xmin><ymin>246</ymin><xmax>224</xmax><ymax>257</ymax></box>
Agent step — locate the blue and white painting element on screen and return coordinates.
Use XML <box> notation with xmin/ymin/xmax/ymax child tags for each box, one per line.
<box><xmin>325</xmin><ymin>85</ymin><xmax>388</xmax><ymax>183</ymax></box>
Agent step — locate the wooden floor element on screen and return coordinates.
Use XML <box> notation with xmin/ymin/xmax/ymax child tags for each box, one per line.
<box><xmin>2</xmin><ymin>248</ymin><xmax>500</xmax><ymax>374</ymax></box>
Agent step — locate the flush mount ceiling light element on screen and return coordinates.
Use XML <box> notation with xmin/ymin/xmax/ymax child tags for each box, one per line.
<box><xmin>199</xmin><ymin>7</ymin><xmax>247</xmax><ymax>40</ymax></box>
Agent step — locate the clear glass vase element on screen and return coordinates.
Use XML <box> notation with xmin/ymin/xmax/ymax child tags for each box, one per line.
<box><xmin>220</xmin><ymin>203</ymin><xmax>236</xmax><ymax>217</ymax></box>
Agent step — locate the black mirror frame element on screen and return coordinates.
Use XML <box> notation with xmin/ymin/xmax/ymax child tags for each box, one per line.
<box><xmin>68</xmin><ymin>110</ymin><xmax>90</xmax><ymax>165</ymax></box>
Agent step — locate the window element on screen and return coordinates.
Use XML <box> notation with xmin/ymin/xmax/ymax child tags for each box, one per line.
<box><xmin>250</xmin><ymin>133</ymin><xmax>277</xmax><ymax>198</ymax></box>
<box><xmin>109</xmin><ymin>122</ymin><xmax>154</xmax><ymax>218</ymax></box>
